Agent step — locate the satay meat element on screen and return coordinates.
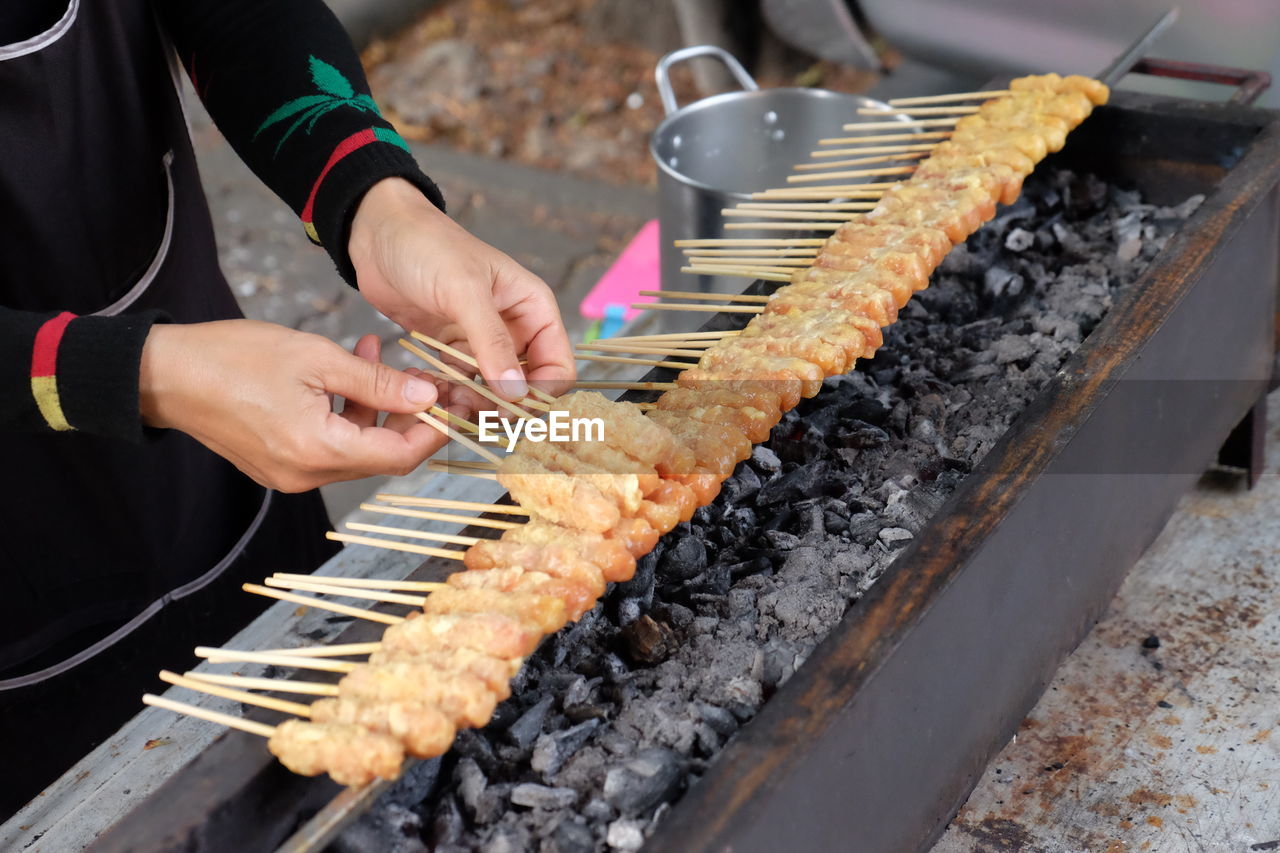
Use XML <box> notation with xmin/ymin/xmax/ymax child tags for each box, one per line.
<box><xmin>268</xmin><ymin>719</ymin><xmax>404</xmax><ymax>787</ymax></box>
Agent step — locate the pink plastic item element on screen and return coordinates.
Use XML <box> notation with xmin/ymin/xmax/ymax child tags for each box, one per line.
<box><xmin>580</xmin><ymin>219</ymin><xmax>661</xmax><ymax>323</ymax></box>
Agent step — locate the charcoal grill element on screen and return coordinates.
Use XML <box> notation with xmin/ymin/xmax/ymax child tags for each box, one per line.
<box><xmin>88</xmin><ymin>81</ymin><xmax>1280</xmax><ymax>853</ymax></box>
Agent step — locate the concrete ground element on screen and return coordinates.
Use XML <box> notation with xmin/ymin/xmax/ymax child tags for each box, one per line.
<box><xmin>934</xmin><ymin>398</ymin><xmax>1280</xmax><ymax>852</ymax></box>
<box><xmin>185</xmin><ymin>92</ymin><xmax>656</xmax><ymax>519</ymax></box>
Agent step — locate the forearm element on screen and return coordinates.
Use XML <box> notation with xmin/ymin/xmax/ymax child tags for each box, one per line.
<box><xmin>156</xmin><ymin>0</ymin><xmax>444</xmax><ymax>284</ymax></box>
<box><xmin>0</xmin><ymin>307</ymin><xmax>166</xmax><ymax>439</ymax></box>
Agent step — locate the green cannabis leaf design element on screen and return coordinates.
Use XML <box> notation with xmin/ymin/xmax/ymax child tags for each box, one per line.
<box><xmin>255</xmin><ymin>57</ymin><xmax>382</xmax><ymax>156</ymax></box>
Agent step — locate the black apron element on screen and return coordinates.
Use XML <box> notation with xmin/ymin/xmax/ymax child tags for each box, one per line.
<box><xmin>0</xmin><ymin>0</ymin><xmax>340</xmax><ymax>815</ymax></box>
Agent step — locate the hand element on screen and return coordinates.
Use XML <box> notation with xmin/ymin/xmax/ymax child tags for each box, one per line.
<box><xmin>347</xmin><ymin>177</ymin><xmax>576</xmax><ymax>401</ymax></box>
<box><xmin>139</xmin><ymin>320</ymin><xmax>447</xmax><ymax>492</ymax></box>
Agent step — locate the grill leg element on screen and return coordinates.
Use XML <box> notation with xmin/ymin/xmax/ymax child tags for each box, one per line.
<box><xmin>1218</xmin><ymin>393</ymin><xmax>1267</xmax><ymax>488</ymax></box>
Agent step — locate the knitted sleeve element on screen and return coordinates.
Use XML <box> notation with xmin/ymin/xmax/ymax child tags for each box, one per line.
<box><xmin>156</xmin><ymin>0</ymin><xmax>446</xmax><ymax>285</ymax></box>
<box><xmin>0</xmin><ymin>308</ymin><xmax>166</xmax><ymax>440</ymax></box>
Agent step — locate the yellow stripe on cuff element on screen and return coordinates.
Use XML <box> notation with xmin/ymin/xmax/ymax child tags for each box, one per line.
<box><xmin>31</xmin><ymin>375</ymin><xmax>73</xmax><ymax>431</ymax></box>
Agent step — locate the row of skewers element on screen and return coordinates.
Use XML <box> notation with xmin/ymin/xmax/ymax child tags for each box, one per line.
<box><xmin>143</xmin><ymin>73</ymin><xmax>1110</xmax><ymax>786</ymax></box>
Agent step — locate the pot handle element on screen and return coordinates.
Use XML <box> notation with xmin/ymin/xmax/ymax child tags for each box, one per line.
<box><xmin>655</xmin><ymin>45</ymin><xmax>758</xmax><ymax>116</ymax></box>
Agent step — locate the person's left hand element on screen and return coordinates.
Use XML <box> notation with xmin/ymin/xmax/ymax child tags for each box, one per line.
<box><xmin>347</xmin><ymin>177</ymin><xmax>576</xmax><ymax>403</ymax></box>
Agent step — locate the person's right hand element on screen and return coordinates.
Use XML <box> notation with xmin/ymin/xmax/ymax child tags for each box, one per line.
<box><xmin>138</xmin><ymin>319</ymin><xmax>446</xmax><ymax>492</ymax></box>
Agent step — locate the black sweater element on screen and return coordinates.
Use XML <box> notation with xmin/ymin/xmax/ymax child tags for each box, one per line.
<box><xmin>0</xmin><ymin>0</ymin><xmax>444</xmax><ymax>440</ymax></box>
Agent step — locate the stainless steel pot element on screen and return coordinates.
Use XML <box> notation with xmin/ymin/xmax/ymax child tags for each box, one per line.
<box><xmin>650</xmin><ymin>45</ymin><xmax>907</xmax><ymax>293</ymax></box>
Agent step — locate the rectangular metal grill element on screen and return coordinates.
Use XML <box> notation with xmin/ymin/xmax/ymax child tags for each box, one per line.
<box><xmin>89</xmin><ymin>88</ymin><xmax>1280</xmax><ymax>853</ymax></box>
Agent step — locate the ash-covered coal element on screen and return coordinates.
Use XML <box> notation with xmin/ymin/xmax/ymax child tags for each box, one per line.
<box><xmin>344</xmin><ymin>171</ymin><xmax>1200</xmax><ymax>852</ymax></box>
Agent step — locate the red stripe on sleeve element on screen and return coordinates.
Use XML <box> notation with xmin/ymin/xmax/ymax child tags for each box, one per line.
<box><xmin>300</xmin><ymin>128</ymin><xmax>378</xmax><ymax>225</ymax></box>
<box><xmin>30</xmin><ymin>311</ymin><xmax>77</xmax><ymax>378</ymax></box>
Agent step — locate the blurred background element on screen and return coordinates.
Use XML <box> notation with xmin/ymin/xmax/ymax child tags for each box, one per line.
<box><xmin>190</xmin><ymin>0</ymin><xmax>1280</xmax><ymax>516</ymax></box>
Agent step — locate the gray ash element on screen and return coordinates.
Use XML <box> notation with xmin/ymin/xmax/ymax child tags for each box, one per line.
<box><xmin>339</xmin><ymin>171</ymin><xmax>1200</xmax><ymax>852</ymax></box>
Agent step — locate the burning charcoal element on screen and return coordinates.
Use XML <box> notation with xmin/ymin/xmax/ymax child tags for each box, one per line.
<box><xmin>606</xmin><ymin>818</ymin><xmax>646</xmax><ymax>851</ymax></box>
<box><xmin>750</xmin><ymin>445</ymin><xmax>781</xmax><ymax>474</ymax></box>
<box><xmin>550</xmin><ymin>818</ymin><xmax>596</xmax><ymax>853</ymax></box>
<box><xmin>688</xmin><ymin>563</ymin><xmax>733</xmax><ymax>598</ymax></box>
<box><xmin>455</xmin><ymin>757</ymin><xmax>488</xmax><ymax>820</ymax></box>
<box><xmin>723</xmin><ymin>676</ymin><xmax>764</xmax><ymax>720</ymax></box>
<box><xmin>582</xmin><ymin>798</ymin><xmax>615</xmax><ymax>823</ymax></box>
<box><xmin>482</xmin><ymin>822</ymin><xmax>529</xmax><ymax>853</ymax></box>
<box><xmin>510</xmin><ymin>783</ymin><xmax>578</xmax><ymax>809</ymax></box>
<box><xmin>846</xmin><ymin>511</ymin><xmax>880</xmax><ymax>541</ymax></box>
<box><xmin>333</xmin><ymin>803</ymin><xmax>426</xmax><ymax>853</ymax></box>
<box><xmin>720</xmin><ymin>463</ymin><xmax>763</xmax><ymax>504</ymax></box>
<box><xmin>621</xmin><ymin>614</ymin><xmax>677</xmax><ymax>665</ymax></box>
<box><xmin>615</xmin><ymin>598</ymin><xmax>643</xmax><ymax>627</ymax></box>
<box><xmin>756</xmin><ymin>461</ymin><xmax>840</xmax><ymax>506</ymax></box>
<box><xmin>992</xmin><ymin>334</ymin><xmax>1035</xmax><ymax>366</ymax></box>
<box><xmin>1004</xmin><ymin>227</ymin><xmax>1034</xmax><ymax>252</ymax></box>
<box><xmin>834</xmin><ymin>420</ymin><xmax>889</xmax><ymax>449</ymax></box>
<box><xmin>696</xmin><ymin>702</ymin><xmax>739</xmax><ymax>737</ymax></box>
<box><xmin>659</xmin><ymin>536</ymin><xmax>707</xmax><ymax>581</ymax></box>
<box><xmin>430</xmin><ymin>795</ymin><xmax>466</xmax><ymax>848</ymax></box>
<box><xmin>845</xmin><ymin>396</ymin><xmax>890</xmax><ymax>425</ymax></box>
<box><xmin>532</xmin><ymin>718</ymin><xmax>602</xmax><ymax>777</ymax></box>
<box><xmin>603</xmin><ymin>748</ymin><xmax>684</xmax><ymax>815</ymax></box>
<box><xmin>760</xmin><ymin>505</ymin><xmax>797</xmax><ymax>535</ymax></box>
<box><xmin>878</xmin><ymin>527</ymin><xmax>914</xmax><ymax>548</ymax></box>
<box><xmin>983</xmin><ymin>266</ymin><xmax>1024</xmax><ymax>299</ymax></box>
<box><xmin>763</xmin><ymin>530</ymin><xmax>801</xmax><ymax>551</ymax></box>
<box><xmin>506</xmin><ymin>694</ymin><xmax>555</xmax><ymax>749</ymax></box>
<box><xmin>694</xmin><ymin>721</ymin><xmax>722</xmax><ymax>754</ymax></box>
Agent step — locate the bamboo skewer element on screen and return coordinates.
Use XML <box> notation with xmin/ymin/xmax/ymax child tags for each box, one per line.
<box><xmin>633</xmin><ymin>301</ymin><xmax>765</xmax><ymax>313</ymax></box>
<box><xmin>254</xmin><ymin>641</ymin><xmax>380</xmax><ymax>656</ymax></box>
<box><xmin>841</xmin><ymin>117</ymin><xmax>960</xmax><ymax>130</ymax></box>
<box><xmin>571</xmin><ymin>381</ymin><xmax>679</xmax><ymax>391</ymax></box>
<box><xmin>750</xmin><ymin>189</ymin><xmax>889</xmax><ymax>201</ymax></box>
<box><xmin>721</xmin><ymin>223</ymin><xmax>842</xmax><ymax>232</ymax></box>
<box><xmin>721</xmin><ymin>209</ymin><xmax>859</xmax><ymax>221</ymax></box>
<box><xmin>856</xmin><ymin>105</ymin><xmax>978</xmax><ymax>115</ymax></box>
<box><xmin>792</xmin><ymin>152</ymin><xmax>929</xmax><ymax>171</ymax></box>
<box><xmin>373</xmin><ymin>494</ymin><xmax>530</xmax><ymax>516</ymax></box>
<box><xmin>159</xmin><ymin>670</ymin><xmax>313</xmax><ymax>717</ymax></box>
<box><xmin>271</xmin><ymin>575</ymin><xmax>445</xmax><ymax>594</ymax></box>
<box><xmin>786</xmin><ymin>165</ymin><xmax>916</xmax><ymax>183</ymax></box>
<box><xmin>787</xmin><ymin>166</ymin><xmax>916</xmax><ymax>184</ymax></box>
<box><xmin>599</xmin><ymin>330</ymin><xmax>737</xmax><ymax>341</ymax></box>
<box><xmin>414</xmin><ymin>412</ymin><xmax>503</xmax><ymax>466</ymax></box>
<box><xmin>577</xmin><ymin>342</ymin><xmax>708</xmax><ymax>357</ymax></box>
<box><xmin>242</xmin><ymin>583</ymin><xmax>405</xmax><ymax>624</ymax></box>
<box><xmin>888</xmin><ymin>89</ymin><xmax>1010</xmax><ymax>105</ymax></box>
<box><xmin>430</xmin><ymin>406</ymin><xmax>481</xmax><ymax>435</ymax></box>
<box><xmin>576</xmin><ymin>353</ymin><xmax>698</xmax><ymax>370</ymax></box>
<box><xmin>673</xmin><ymin>237</ymin><xmax>827</xmax><ymax>248</ymax></box>
<box><xmin>400</xmin><ymin>339</ymin><xmax>542</xmax><ymax>421</ymax></box>
<box><xmin>809</xmin><ymin>142</ymin><xmax>939</xmax><ymax>158</ymax></box>
<box><xmin>346</xmin><ymin>521</ymin><xmax>483</xmax><ymax>546</ymax></box>
<box><xmin>266</xmin><ymin>575</ymin><xmax>445</xmax><ymax>602</ymax></box>
<box><xmin>689</xmin><ymin>256</ymin><xmax>809</xmax><ymax>267</ymax></box>
<box><xmin>817</xmin><ymin>131</ymin><xmax>952</xmax><ymax>146</ymax></box>
<box><xmin>411</xmin><ymin>331</ymin><xmax>559</xmax><ymax>407</ymax></box>
<box><xmin>143</xmin><ymin>693</ymin><xmax>278</xmax><ymax>737</ymax></box>
<box><xmin>195</xmin><ymin>647</ymin><xmax>360</xmax><ymax>672</ymax></box>
<box><xmin>360</xmin><ymin>503</ymin><xmax>520</xmax><ymax>529</ymax></box>
<box><xmin>794</xmin><ymin>151</ymin><xmax>930</xmax><ymax>169</ymax></box>
<box><xmin>183</xmin><ymin>671</ymin><xmax>340</xmax><ymax>696</ymax></box>
<box><xmin>681</xmin><ymin>267</ymin><xmax>793</xmax><ymax>282</ymax></box>
<box><xmin>639</xmin><ymin>290</ymin><xmax>770</xmax><ymax>303</ymax></box>
<box><xmin>260</xmin><ymin>584</ymin><xmax>430</xmax><ymax>609</ymax></box>
<box><xmin>731</xmin><ymin>203</ymin><xmax>876</xmax><ymax>211</ymax></box>
<box><xmin>327</xmin><ymin>530</ymin><xmax>472</xmax><ymax>557</ymax></box>
<box><xmin>424</xmin><ymin>461</ymin><xmax>500</xmax><ymax>480</ymax></box>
